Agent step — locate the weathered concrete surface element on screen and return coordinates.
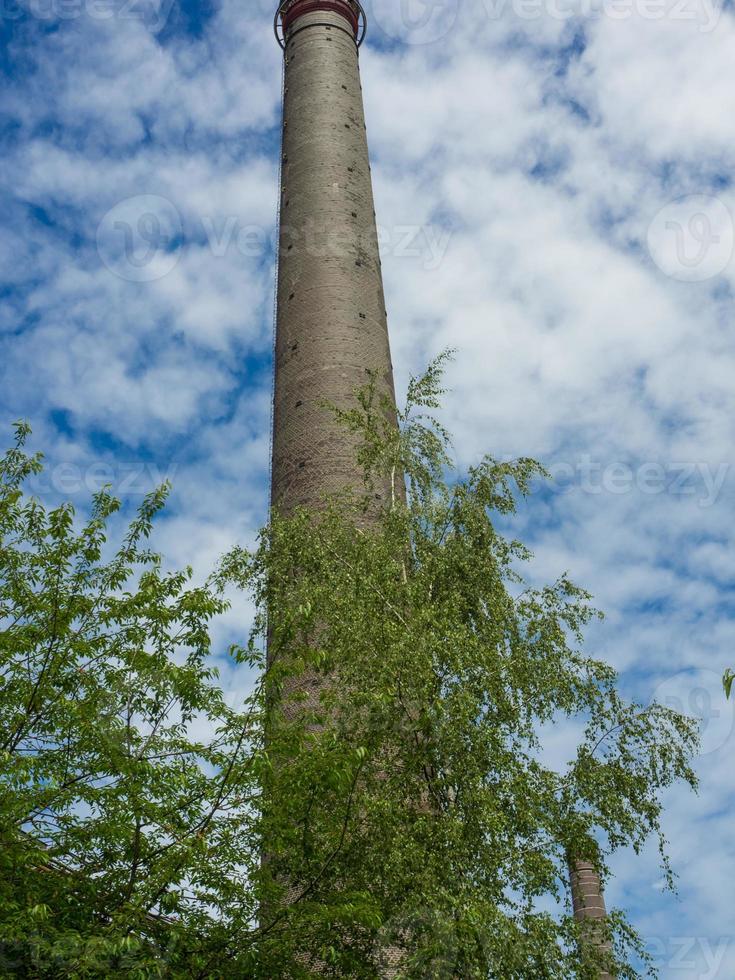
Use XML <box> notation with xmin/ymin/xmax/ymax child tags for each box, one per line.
<box><xmin>272</xmin><ymin>4</ymin><xmax>397</xmax><ymax>514</ymax></box>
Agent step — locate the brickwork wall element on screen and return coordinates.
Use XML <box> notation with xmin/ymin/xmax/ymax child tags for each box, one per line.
<box><xmin>271</xmin><ymin>7</ymin><xmax>402</xmax><ymax>974</ymax></box>
<box><xmin>270</xmin><ymin>8</ymin><xmax>609</xmax><ymax>977</ymax></box>
<box><xmin>272</xmin><ymin>5</ymin><xmax>397</xmax><ymax>515</ymax></box>
<box><xmin>570</xmin><ymin>860</ymin><xmax>614</xmax><ymax>979</ymax></box>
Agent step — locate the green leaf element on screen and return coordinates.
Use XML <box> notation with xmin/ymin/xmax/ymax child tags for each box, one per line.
<box><xmin>0</xmin><ymin>359</ymin><xmax>699</xmax><ymax>979</ymax></box>
<box><xmin>724</xmin><ymin>669</ymin><xmax>734</xmax><ymax>700</ymax></box>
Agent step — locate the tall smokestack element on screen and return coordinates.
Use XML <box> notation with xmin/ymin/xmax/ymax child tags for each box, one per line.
<box><xmin>270</xmin><ymin>5</ymin><xmax>610</xmax><ymax>976</ymax></box>
<box><xmin>271</xmin><ymin>0</ymin><xmax>397</xmax><ymax>515</ymax></box>
<box><xmin>570</xmin><ymin>860</ymin><xmax>614</xmax><ymax>979</ymax></box>
<box><xmin>270</xmin><ymin>5</ymin><xmax>400</xmax><ymax>972</ymax></box>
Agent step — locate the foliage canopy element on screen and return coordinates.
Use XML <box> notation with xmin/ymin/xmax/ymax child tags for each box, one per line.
<box><xmin>0</xmin><ymin>360</ymin><xmax>698</xmax><ymax>977</ymax></box>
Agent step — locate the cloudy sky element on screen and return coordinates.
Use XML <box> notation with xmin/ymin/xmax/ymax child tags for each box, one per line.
<box><xmin>1</xmin><ymin>0</ymin><xmax>733</xmax><ymax>974</ymax></box>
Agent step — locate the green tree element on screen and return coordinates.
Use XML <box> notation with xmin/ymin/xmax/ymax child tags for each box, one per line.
<box><xmin>0</xmin><ymin>422</ymin><xmax>264</xmax><ymax>976</ymax></box>
<box><xmin>0</xmin><ymin>358</ymin><xmax>699</xmax><ymax>978</ymax></box>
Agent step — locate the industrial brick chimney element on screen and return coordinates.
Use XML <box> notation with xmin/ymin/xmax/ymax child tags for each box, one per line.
<box><xmin>570</xmin><ymin>860</ymin><xmax>615</xmax><ymax>979</ymax></box>
<box><xmin>269</xmin><ymin>3</ymin><xmax>611</xmax><ymax>975</ymax></box>
<box><xmin>270</xmin><ymin>4</ymin><xmax>401</xmax><ymax>972</ymax></box>
<box><xmin>271</xmin><ymin>0</ymin><xmax>397</xmax><ymax>515</ymax></box>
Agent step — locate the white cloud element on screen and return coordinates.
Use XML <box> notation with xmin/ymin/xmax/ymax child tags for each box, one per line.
<box><xmin>1</xmin><ymin>0</ymin><xmax>733</xmax><ymax>973</ymax></box>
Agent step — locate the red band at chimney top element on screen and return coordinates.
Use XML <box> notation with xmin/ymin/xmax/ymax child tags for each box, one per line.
<box><xmin>280</xmin><ymin>0</ymin><xmax>360</xmax><ymax>37</ymax></box>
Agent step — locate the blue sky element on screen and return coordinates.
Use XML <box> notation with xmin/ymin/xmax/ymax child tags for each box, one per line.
<box><xmin>1</xmin><ymin>0</ymin><xmax>734</xmax><ymax>975</ymax></box>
